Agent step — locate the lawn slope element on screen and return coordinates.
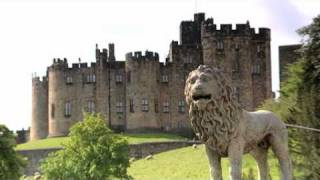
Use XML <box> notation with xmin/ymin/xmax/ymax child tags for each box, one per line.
<box><xmin>16</xmin><ymin>133</ymin><xmax>186</xmax><ymax>150</ymax></box>
<box><xmin>128</xmin><ymin>145</ymin><xmax>280</xmax><ymax>180</ymax></box>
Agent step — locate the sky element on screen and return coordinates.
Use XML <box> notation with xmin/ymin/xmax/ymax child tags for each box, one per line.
<box><xmin>0</xmin><ymin>0</ymin><xmax>319</xmax><ymax>131</ymax></box>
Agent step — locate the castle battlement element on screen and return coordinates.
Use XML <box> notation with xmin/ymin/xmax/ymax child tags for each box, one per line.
<box><xmin>202</xmin><ymin>20</ymin><xmax>270</xmax><ymax>39</ymax></box>
<box><xmin>125</xmin><ymin>50</ymin><xmax>159</xmax><ymax>61</ymax></box>
<box><xmin>32</xmin><ymin>76</ymin><xmax>48</xmax><ymax>83</ymax></box>
<box><xmin>48</xmin><ymin>58</ymin><xmax>68</xmax><ymax>70</ymax></box>
<box><xmin>70</xmin><ymin>62</ymin><xmax>96</xmax><ymax>69</ymax></box>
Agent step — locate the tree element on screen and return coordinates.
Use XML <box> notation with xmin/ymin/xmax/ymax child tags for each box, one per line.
<box><xmin>260</xmin><ymin>14</ymin><xmax>320</xmax><ymax>179</ymax></box>
<box><xmin>292</xmin><ymin>14</ymin><xmax>320</xmax><ymax>179</ymax></box>
<box><xmin>40</xmin><ymin>113</ymin><xmax>130</xmax><ymax>180</ymax></box>
<box><xmin>0</xmin><ymin>124</ymin><xmax>26</xmax><ymax>180</ymax></box>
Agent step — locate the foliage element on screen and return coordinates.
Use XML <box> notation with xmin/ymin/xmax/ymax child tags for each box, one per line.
<box><xmin>128</xmin><ymin>145</ymin><xmax>280</xmax><ymax>180</ymax></box>
<box><xmin>16</xmin><ymin>133</ymin><xmax>186</xmax><ymax>150</ymax></box>
<box><xmin>259</xmin><ymin>59</ymin><xmax>305</xmax><ymax>122</ymax></box>
<box><xmin>292</xmin><ymin>14</ymin><xmax>320</xmax><ymax>179</ymax></box>
<box><xmin>0</xmin><ymin>124</ymin><xmax>26</xmax><ymax>180</ymax></box>
<box><xmin>40</xmin><ymin>113</ymin><xmax>130</xmax><ymax>180</ymax></box>
<box><xmin>242</xmin><ymin>168</ymin><xmax>256</xmax><ymax>180</ymax></box>
<box><xmin>260</xmin><ymin>14</ymin><xmax>320</xmax><ymax>179</ymax></box>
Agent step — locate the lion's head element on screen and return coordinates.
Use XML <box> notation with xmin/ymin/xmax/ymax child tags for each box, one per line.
<box><xmin>184</xmin><ymin>65</ymin><xmax>242</xmax><ymax>155</ymax></box>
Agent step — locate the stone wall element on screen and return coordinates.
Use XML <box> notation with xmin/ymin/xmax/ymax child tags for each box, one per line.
<box><xmin>18</xmin><ymin>141</ymin><xmax>198</xmax><ymax>176</ymax></box>
<box><xmin>279</xmin><ymin>44</ymin><xmax>302</xmax><ymax>84</ymax></box>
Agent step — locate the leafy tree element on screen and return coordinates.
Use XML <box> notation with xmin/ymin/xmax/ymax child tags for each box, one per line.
<box><xmin>260</xmin><ymin>14</ymin><xmax>320</xmax><ymax>179</ymax></box>
<box><xmin>260</xmin><ymin>59</ymin><xmax>304</xmax><ymax>123</ymax></box>
<box><xmin>40</xmin><ymin>113</ymin><xmax>130</xmax><ymax>180</ymax></box>
<box><xmin>292</xmin><ymin>14</ymin><xmax>320</xmax><ymax>179</ymax></box>
<box><xmin>242</xmin><ymin>168</ymin><xmax>256</xmax><ymax>180</ymax></box>
<box><xmin>0</xmin><ymin>124</ymin><xmax>26</xmax><ymax>180</ymax></box>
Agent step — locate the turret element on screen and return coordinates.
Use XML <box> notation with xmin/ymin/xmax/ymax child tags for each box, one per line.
<box><xmin>31</xmin><ymin>76</ymin><xmax>48</xmax><ymax>140</ymax></box>
<box><xmin>180</xmin><ymin>12</ymin><xmax>205</xmax><ymax>45</ymax></box>
<box><xmin>47</xmin><ymin>58</ymin><xmax>70</xmax><ymax>137</ymax></box>
<box><xmin>108</xmin><ymin>43</ymin><xmax>115</xmax><ymax>62</ymax></box>
<box><xmin>95</xmin><ymin>44</ymin><xmax>108</xmax><ymax>64</ymax></box>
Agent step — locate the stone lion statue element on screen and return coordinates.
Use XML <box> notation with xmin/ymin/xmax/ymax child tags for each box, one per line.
<box><xmin>184</xmin><ymin>65</ymin><xmax>292</xmax><ymax>180</ymax></box>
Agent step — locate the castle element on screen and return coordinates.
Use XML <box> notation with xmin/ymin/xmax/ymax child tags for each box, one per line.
<box><xmin>31</xmin><ymin>13</ymin><xmax>272</xmax><ymax>140</ymax></box>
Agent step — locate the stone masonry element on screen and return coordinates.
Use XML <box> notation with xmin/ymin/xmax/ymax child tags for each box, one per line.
<box><xmin>279</xmin><ymin>44</ymin><xmax>302</xmax><ymax>84</ymax></box>
<box><xmin>31</xmin><ymin>13</ymin><xmax>272</xmax><ymax>140</ymax></box>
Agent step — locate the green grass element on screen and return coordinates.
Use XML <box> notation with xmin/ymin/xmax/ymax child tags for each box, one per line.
<box><xmin>16</xmin><ymin>133</ymin><xmax>187</xmax><ymax>150</ymax></box>
<box><xmin>128</xmin><ymin>145</ymin><xmax>281</xmax><ymax>180</ymax></box>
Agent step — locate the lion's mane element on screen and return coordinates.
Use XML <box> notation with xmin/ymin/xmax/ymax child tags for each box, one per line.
<box><xmin>185</xmin><ymin>66</ymin><xmax>242</xmax><ymax>155</ymax></box>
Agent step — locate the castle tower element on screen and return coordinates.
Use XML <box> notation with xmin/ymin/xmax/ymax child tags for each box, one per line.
<box><xmin>125</xmin><ymin>51</ymin><xmax>160</xmax><ymax>131</ymax></box>
<box><xmin>108</xmin><ymin>43</ymin><xmax>115</xmax><ymax>62</ymax></box>
<box><xmin>47</xmin><ymin>58</ymin><xmax>70</xmax><ymax>137</ymax></box>
<box><xmin>31</xmin><ymin>76</ymin><xmax>48</xmax><ymax>140</ymax></box>
<box><xmin>201</xmin><ymin>19</ymin><xmax>272</xmax><ymax>110</ymax></box>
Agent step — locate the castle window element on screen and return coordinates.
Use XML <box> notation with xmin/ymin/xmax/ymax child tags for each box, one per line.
<box><xmin>66</xmin><ymin>76</ymin><xmax>73</xmax><ymax>84</ymax></box>
<box><xmin>178</xmin><ymin>100</ymin><xmax>185</xmax><ymax>113</ymax></box>
<box><xmin>232</xmin><ymin>52</ymin><xmax>240</xmax><ymax>73</ymax></box>
<box><xmin>252</xmin><ymin>63</ymin><xmax>261</xmax><ymax>75</ymax></box>
<box><xmin>184</xmin><ymin>57</ymin><xmax>192</xmax><ymax>64</ymax></box>
<box><xmin>235</xmin><ymin>43</ymin><xmax>240</xmax><ymax>50</ymax></box>
<box><xmin>141</xmin><ymin>98</ymin><xmax>149</xmax><ymax>112</ymax></box>
<box><xmin>235</xmin><ymin>87</ymin><xmax>240</xmax><ymax>102</ymax></box>
<box><xmin>161</xmin><ymin>75</ymin><xmax>169</xmax><ymax>83</ymax></box>
<box><xmin>130</xmin><ymin>99</ymin><xmax>134</xmax><ymax>113</ymax></box>
<box><xmin>154</xmin><ymin>99</ymin><xmax>159</xmax><ymax>113</ymax></box>
<box><xmin>257</xmin><ymin>45</ymin><xmax>261</xmax><ymax>52</ymax></box>
<box><xmin>64</xmin><ymin>101</ymin><xmax>71</xmax><ymax>117</ymax></box>
<box><xmin>86</xmin><ymin>74</ymin><xmax>96</xmax><ymax>83</ymax></box>
<box><xmin>87</xmin><ymin>100</ymin><xmax>95</xmax><ymax>113</ymax></box>
<box><xmin>163</xmin><ymin>102</ymin><xmax>169</xmax><ymax>113</ymax></box>
<box><xmin>51</xmin><ymin>104</ymin><xmax>55</xmax><ymax>118</ymax></box>
<box><xmin>217</xmin><ymin>40</ymin><xmax>224</xmax><ymax>50</ymax></box>
<box><xmin>127</xmin><ymin>71</ymin><xmax>131</xmax><ymax>83</ymax></box>
<box><xmin>116</xmin><ymin>102</ymin><xmax>123</xmax><ymax>113</ymax></box>
<box><xmin>116</xmin><ymin>74</ymin><xmax>123</xmax><ymax>83</ymax></box>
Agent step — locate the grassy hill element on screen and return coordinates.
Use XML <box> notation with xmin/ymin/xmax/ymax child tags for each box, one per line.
<box><xmin>128</xmin><ymin>145</ymin><xmax>281</xmax><ymax>180</ymax></box>
<box><xmin>16</xmin><ymin>133</ymin><xmax>186</xmax><ymax>150</ymax></box>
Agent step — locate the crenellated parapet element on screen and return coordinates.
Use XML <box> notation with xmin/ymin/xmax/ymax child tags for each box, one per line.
<box><xmin>32</xmin><ymin>76</ymin><xmax>48</xmax><ymax>84</ymax></box>
<box><xmin>125</xmin><ymin>51</ymin><xmax>159</xmax><ymax>61</ymax></box>
<box><xmin>48</xmin><ymin>58</ymin><xmax>68</xmax><ymax>71</ymax></box>
<box><xmin>95</xmin><ymin>43</ymin><xmax>116</xmax><ymax>63</ymax></box>
<box><xmin>202</xmin><ymin>20</ymin><xmax>270</xmax><ymax>40</ymax></box>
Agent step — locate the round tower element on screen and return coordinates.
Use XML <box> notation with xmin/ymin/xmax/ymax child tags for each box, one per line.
<box><xmin>47</xmin><ymin>58</ymin><xmax>69</xmax><ymax>137</ymax></box>
<box><xmin>31</xmin><ymin>76</ymin><xmax>48</xmax><ymax>140</ymax></box>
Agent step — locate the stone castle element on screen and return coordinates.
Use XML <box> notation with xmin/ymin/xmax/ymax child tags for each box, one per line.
<box><xmin>31</xmin><ymin>13</ymin><xmax>272</xmax><ymax>140</ymax></box>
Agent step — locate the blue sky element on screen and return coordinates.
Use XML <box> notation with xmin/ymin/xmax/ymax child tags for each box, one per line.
<box><xmin>0</xmin><ymin>0</ymin><xmax>319</xmax><ymax>131</ymax></box>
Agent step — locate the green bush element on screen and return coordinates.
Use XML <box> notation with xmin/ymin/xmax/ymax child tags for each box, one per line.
<box><xmin>40</xmin><ymin>113</ymin><xmax>130</xmax><ymax>180</ymax></box>
<box><xmin>0</xmin><ymin>124</ymin><xmax>26</xmax><ymax>180</ymax></box>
